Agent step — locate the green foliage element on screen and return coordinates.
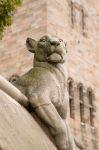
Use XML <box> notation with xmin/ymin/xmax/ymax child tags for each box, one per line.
<box><xmin>0</xmin><ymin>0</ymin><xmax>22</xmax><ymax>38</ymax></box>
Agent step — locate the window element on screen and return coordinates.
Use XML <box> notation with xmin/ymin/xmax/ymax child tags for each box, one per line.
<box><xmin>87</xmin><ymin>89</ymin><xmax>95</xmax><ymax>126</ymax></box>
<box><xmin>79</xmin><ymin>85</ymin><xmax>83</xmax><ymax>101</ymax></box>
<box><xmin>70</xmin><ymin>1</ymin><xmax>74</xmax><ymax>27</ymax></box>
<box><xmin>88</xmin><ymin>90</ymin><xmax>93</xmax><ymax>105</ymax></box>
<box><xmin>67</xmin><ymin>78</ymin><xmax>75</xmax><ymax>119</ymax></box>
<box><xmin>69</xmin><ymin>1</ymin><xmax>86</xmax><ymax>35</ymax></box>
<box><xmin>78</xmin><ymin>83</ymin><xmax>85</xmax><ymax>123</ymax></box>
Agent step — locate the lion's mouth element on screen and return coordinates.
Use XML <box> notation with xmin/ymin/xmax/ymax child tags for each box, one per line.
<box><xmin>46</xmin><ymin>52</ymin><xmax>64</xmax><ymax>63</ymax></box>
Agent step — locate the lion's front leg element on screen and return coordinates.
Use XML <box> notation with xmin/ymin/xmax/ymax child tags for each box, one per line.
<box><xmin>64</xmin><ymin>121</ymin><xmax>77</xmax><ymax>150</ymax></box>
<box><xmin>28</xmin><ymin>93</ymin><xmax>70</xmax><ymax>150</ymax></box>
<box><xmin>59</xmin><ymin>97</ymin><xmax>84</xmax><ymax>150</ymax></box>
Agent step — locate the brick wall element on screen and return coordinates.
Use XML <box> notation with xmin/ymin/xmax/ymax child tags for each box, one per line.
<box><xmin>0</xmin><ymin>0</ymin><xmax>47</xmax><ymax>78</ymax></box>
<box><xmin>0</xmin><ymin>0</ymin><xmax>99</xmax><ymax>149</ymax></box>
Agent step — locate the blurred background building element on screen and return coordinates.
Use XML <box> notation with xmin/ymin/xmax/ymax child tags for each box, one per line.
<box><xmin>0</xmin><ymin>0</ymin><xmax>99</xmax><ymax>149</ymax></box>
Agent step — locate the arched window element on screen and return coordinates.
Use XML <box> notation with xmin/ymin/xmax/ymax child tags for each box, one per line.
<box><xmin>67</xmin><ymin>78</ymin><xmax>75</xmax><ymax>119</ymax></box>
<box><xmin>79</xmin><ymin>85</ymin><xmax>83</xmax><ymax>101</ymax></box>
<box><xmin>87</xmin><ymin>88</ymin><xmax>95</xmax><ymax>126</ymax></box>
<box><xmin>78</xmin><ymin>83</ymin><xmax>85</xmax><ymax>123</ymax></box>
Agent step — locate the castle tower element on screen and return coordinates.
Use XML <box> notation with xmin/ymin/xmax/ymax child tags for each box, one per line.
<box><xmin>0</xmin><ymin>0</ymin><xmax>99</xmax><ymax>149</ymax></box>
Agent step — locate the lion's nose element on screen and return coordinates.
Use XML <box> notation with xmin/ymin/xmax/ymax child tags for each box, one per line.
<box><xmin>50</xmin><ymin>40</ymin><xmax>60</xmax><ymax>46</ymax></box>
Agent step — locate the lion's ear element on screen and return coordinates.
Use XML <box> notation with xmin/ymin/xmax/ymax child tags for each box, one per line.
<box><xmin>26</xmin><ymin>37</ymin><xmax>37</xmax><ymax>53</ymax></box>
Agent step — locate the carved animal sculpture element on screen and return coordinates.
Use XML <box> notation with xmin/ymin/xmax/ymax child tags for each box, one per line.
<box><xmin>13</xmin><ymin>35</ymin><xmax>83</xmax><ymax>150</ymax></box>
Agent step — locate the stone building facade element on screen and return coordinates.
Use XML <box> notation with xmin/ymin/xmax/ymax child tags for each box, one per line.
<box><xmin>0</xmin><ymin>0</ymin><xmax>99</xmax><ymax>149</ymax></box>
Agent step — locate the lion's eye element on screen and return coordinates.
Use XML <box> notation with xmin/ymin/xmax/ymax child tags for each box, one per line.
<box><xmin>59</xmin><ymin>39</ymin><xmax>63</xmax><ymax>42</ymax></box>
<box><xmin>40</xmin><ymin>39</ymin><xmax>46</xmax><ymax>42</ymax></box>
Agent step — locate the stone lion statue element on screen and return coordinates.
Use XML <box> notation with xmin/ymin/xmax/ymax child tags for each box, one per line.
<box><xmin>12</xmin><ymin>35</ymin><xmax>83</xmax><ymax>150</ymax></box>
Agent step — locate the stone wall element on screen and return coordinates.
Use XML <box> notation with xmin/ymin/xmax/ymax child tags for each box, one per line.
<box><xmin>0</xmin><ymin>0</ymin><xmax>99</xmax><ymax>149</ymax></box>
<box><xmin>0</xmin><ymin>0</ymin><xmax>47</xmax><ymax>78</ymax></box>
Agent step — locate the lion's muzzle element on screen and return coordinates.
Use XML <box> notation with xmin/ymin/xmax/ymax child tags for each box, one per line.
<box><xmin>47</xmin><ymin>40</ymin><xmax>65</xmax><ymax>63</ymax></box>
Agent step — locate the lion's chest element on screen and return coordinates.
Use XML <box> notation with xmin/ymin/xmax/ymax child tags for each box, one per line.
<box><xmin>49</xmin><ymin>70</ymin><xmax>66</xmax><ymax>107</ymax></box>
<box><xmin>21</xmin><ymin>67</ymin><xmax>67</xmax><ymax>107</ymax></box>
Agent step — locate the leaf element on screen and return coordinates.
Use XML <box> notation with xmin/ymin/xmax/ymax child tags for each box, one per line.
<box><xmin>0</xmin><ymin>0</ymin><xmax>22</xmax><ymax>39</ymax></box>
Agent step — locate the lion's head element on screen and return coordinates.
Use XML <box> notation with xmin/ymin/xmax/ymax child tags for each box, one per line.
<box><xmin>26</xmin><ymin>35</ymin><xmax>67</xmax><ymax>64</ymax></box>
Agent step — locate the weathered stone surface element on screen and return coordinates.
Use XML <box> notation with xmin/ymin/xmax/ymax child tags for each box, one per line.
<box><xmin>0</xmin><ymin>89</ymin><xmax>56</xmax><ymax>150</ymax></box>
<box><xmin>0</xmin><ymin>0</ymin><xmax>99</xmax><ymax>149</ymax></box>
